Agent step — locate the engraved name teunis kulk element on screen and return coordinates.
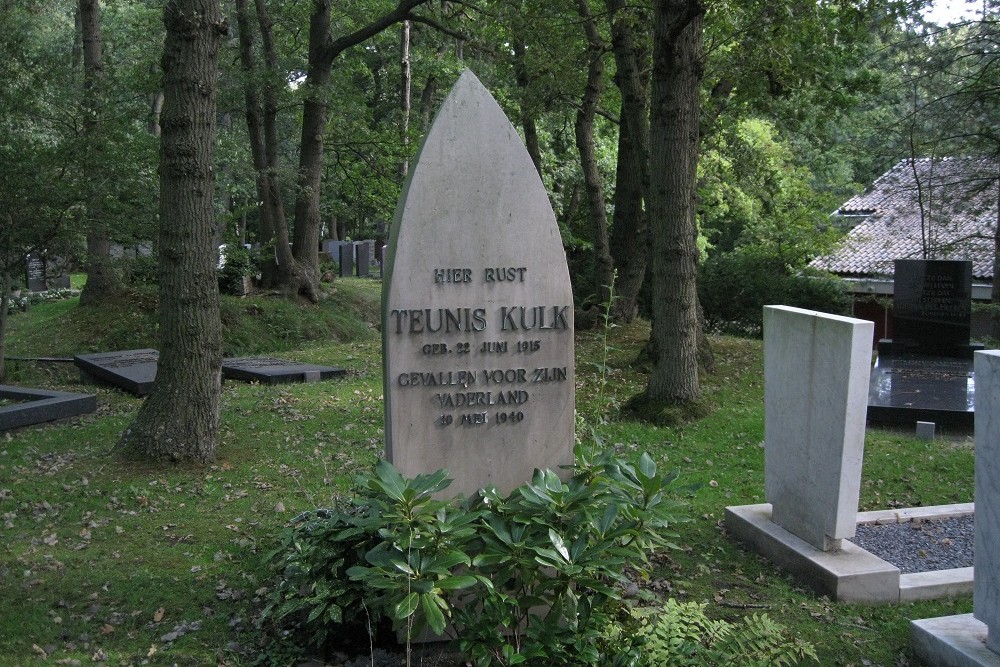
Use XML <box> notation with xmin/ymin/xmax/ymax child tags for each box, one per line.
<box><xmin>382</xmin><ymin>71</ymin><xmax>575</xmax><ymax>496</ymax></box>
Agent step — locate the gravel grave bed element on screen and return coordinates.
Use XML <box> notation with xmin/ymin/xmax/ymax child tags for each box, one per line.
<box><xmin>851</xmin><ymin>515</ymin><xmax>974</xmax><ymax>574</ymax></box>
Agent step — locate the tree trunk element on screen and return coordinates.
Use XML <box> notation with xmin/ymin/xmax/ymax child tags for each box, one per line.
<box><xmin>118</xmin><ymin>0</ymin><xmax>225</xmax><ymax>463</ymax></box>
<box><xmin>0</xmin><ymin>271</ymin><xmax>9</xmax><ymax>383</ymax></box>
<box><xmin>641</xmin><ymin>0</ymin><xmax>704</xmax><ymax>411</ymax></box>
<box><xmin>512</xmin><ymin>36</ymin><xmax>543</xmax><ymax>177</ymax></box>
<box><xmin>606</xmin><ymin>0</ymin><xmax>651</xmax><ymax>323</ymax></box>
<box><xmin>575</xmin><ymin>0</ymin><xmax>613</xmax><ymax>311</ymax></box>
<box><xmin>290</xmin><ymin>0</ymin><xmax>333</xmax><ymax>302</ymax></box>
<box><xmin>78</xmin><ymin>0</ymin><xmax>123</xmax><ymax>306</ymax></box>
<box><xmin>284</xmin><ymin>0</ymin><xmax>429</xmax><ymax>299</ymax></box>
<box><xmin>235</xmin><ymin>0</ymin><xmax>278</xmax><ymax>285</ymax></box>
<box><xmin>255</xmin><ymin>0</ymin><xmax>306</xmax><ymax>293</ymax></box>
<box><xmin>400</xmin><ymin>20</ymin><xmax>411</xmax><ymax>178</ymax></box>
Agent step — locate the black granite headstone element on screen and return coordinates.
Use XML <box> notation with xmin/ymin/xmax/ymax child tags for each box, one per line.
<box><xmin>356</xmin><ymin>241</ymin><xmax>371</xmax><ymax>277</ymax></box>
<box><xmin>338</xmin><ymin>243</ymin><xmax>354</xmax><ymax>278</ymax></box>
<box><xmin>25</xmin><ymin>255</ymin><xmax>47</xmax><ymax>292</ymax></box>
<box><xmin>0</xmin><ymin>385</ymin><xmax>97</xmax><ymax>431</ymax></box>
<box><xmin>892</xmin><ymin>259</ymin><xmax>972</xmax><ymax>355</ymax></box>
<box><xmin>74</xmin><ymin>349</ymin><xmax>159</xmax><ymax>396</ymax></box>
<box><xmin>24</xmin><ymin>254</ymin><xmax>71</xmax><ymax>292</ymax></box>
<box><xmin>222</xmin><ymin>357</ymin><xmax>346</xmax><ymax>385</ymax></box>
<box><xmin>322</xmin><ymin>239</ymin><xmax>339</xmax><ymax>262</ymax></box>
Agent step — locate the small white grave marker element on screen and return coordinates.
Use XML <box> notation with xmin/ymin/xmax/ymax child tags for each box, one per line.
<box><xmin>763</xmin><ymin>305</ymin><xmax>873</xmax><ymax>551</ymax></box>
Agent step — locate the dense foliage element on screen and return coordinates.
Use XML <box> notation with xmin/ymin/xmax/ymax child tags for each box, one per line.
<box><xmin>259</xmin><ymin>439</ymin><xmax>820</xmax><ymax>665</ymax></box>
<box><xmin>261</xmin><ymin>441</ymin><xmax>691</xmax><ymax>666</ymax></box>
<box><xmin>699</xmin><ymin>248</ymin><xmax>851</xmax><ymax>336</ymax></box>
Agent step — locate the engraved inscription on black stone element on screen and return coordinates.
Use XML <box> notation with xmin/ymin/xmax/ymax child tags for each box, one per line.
<box><xmin>0</xmin><ymin>385</ymin><xmax>97</xmax><ymax>431</ymax></box>
<box><xmin>25</xmin><ymin>255</ymin><xmax>47</xmax><ymax>292</ymax></box>
<box><xmin>892</xmin><ymin>259</ymin><xmax>972</xmax><ymax>354</ymax></box>
<box><xmin>222</xmin><ymin>357</ymin><xmax>346</xmax><ymax>385</ymax></box>
<box><xmin>24</xmin><ymin>254</ymin><xmax>71</xmax><ymax>292</ymax></box>
<box><xmin>73</xmin><ymin>349</ymin><xmax>159</xmax><ymax>396</ymax></box>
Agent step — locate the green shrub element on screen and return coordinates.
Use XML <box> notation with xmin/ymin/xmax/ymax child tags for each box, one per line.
<box><xmin>117</xmin><ymin>254</ymin><xmax>158</xmax><ymax>286</ymax></box>
<box><xmin>259</xmin><ymin>438</ymin><xmax>687</xmax><ymax>666</ymax></box>
<box><xmin>625</xmin><ymin>599</ymin><xmax>818</xmax><ymax>666</ymax></box>
<box><xmin>699</xmin><ymin>248</ymin><xmax>849</xmax><ymax>336</ymax></box>
<box><xmin>217</xmin><ymin>244</ymin><xmax>257</xmax><ymax>295</ymax></box>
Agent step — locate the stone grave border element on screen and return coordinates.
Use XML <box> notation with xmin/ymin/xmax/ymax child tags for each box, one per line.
<box><xmin>74</xmin><ymin>349</ymin><xmax>159</xmax><ymax>396</ymax></box>
<box><xmin>726</xmin><ymin>306</ymin><xmax>974</xmax><ymax>604</ymax></box>
<box><xmin>726</xmin><ymin>502</ymin><xmax>973</xmax><ymax>603</ymax></box>
<box><xmin>0</xmin><ymin>385</ymin><xmax>97</xmax><ymax>431</ymax></box>
<box><xmin>221</xmin><ymin>357</ymin><xmax>347</xmax><ymax>385</ymax></box>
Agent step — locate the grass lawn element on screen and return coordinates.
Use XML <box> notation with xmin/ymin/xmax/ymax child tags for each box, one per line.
<box><xmin>0</xmin><ymin>282</ymin><xmax>975</xmax><ymax>666</ymax></box>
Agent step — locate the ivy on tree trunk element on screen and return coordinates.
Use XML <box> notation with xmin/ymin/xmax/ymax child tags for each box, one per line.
<box><xmin>118</xmin><ymin>0</ymin><xmax>226</xmax><ymax>463</ymax></box>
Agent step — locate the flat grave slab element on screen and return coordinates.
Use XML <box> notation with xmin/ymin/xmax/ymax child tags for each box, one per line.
<box><xmin>868</xmin><ymin>354</ymin><xmax>974</xmax><ymax>429</ymax></box>
<box><xmin>221</xmin><ymin>357</ymin><xmax>346</xmax><ymax>385</ymax></box>
<box><xmin>0</xmin><ymin>385</ymin><xmax>97</xmax><ymax>431</ymax></box>
<box><xmin>74</xmin><ymin>349</ymin><xmax>159</xmax><ymax>396</ymax></box>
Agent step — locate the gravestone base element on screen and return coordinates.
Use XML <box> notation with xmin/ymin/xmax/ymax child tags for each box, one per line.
<box><xmin>911</xmin><ymin>615</ymin><xmax>1000</xmax><ymax>667</ymax></box>
<box><xmin>726</xmin><ymin>503</ymin><xmax>975</xmax><ymax>603</ymax></box>
<box><xmin>867</xmin><ymin>353</ymin><xmax>975</xmax><ymax>431</ymax></box>
<box><xmin>725</xmin><ymin>504</ymin><xmax>899</xmax><ymax>603</ymax></box>
<box><xmin>0</xmin><ymin>386</ymin><xmax>97</xmax><ymax>431</ymax></box>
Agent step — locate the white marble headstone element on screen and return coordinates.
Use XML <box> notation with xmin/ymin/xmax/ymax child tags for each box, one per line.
<box><xmin>382</xmin><ymin>70</ymin><xmax>575</xmax><ymax>497</ymax></box>
<box><xmin>763</xmin><ymin>306</ymin><xmax>873</xmax><ymax>551</ymax></box>
<box><xmin>975</xmin><ymin>350</ymin><xmax>1000</xmax><ymax>652</ymax></box>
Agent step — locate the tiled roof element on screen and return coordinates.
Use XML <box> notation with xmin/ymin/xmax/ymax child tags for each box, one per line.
<box><xmin>811</xmin><ymin>157</ymin><xmax>998</xmax><ymax>280</ymax></box>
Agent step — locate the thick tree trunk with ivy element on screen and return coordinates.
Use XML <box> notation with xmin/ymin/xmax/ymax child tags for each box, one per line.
<box><xmin>78</xmin><ymin>0</ymin><xmax>123</xmax><ymax>306</ymax></box>
<box><xmin>635</xmin><ymin>0</ymin><xmax>704</xmax><ymax>417</ymax></box>
<box><xmin>118</xmin><ymin>0</ymin><xmax>225</xmax><ymax>463</ymax></box>
<box><xmin>606</xmin><ymin>0</ymin><xmax>650</xmax><ymax>323</ymax></box>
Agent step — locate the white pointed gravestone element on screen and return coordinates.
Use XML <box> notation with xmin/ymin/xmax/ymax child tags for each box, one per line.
<box><xmin>382</xmin><ymin>71</ymin><xmax>575</xmax><ymax>497</ymax></box>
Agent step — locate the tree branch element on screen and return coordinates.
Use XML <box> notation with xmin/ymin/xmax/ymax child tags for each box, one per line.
<box><xmin>408</xmin><ymin>13</ymin><xmax>468</xmax><ymax>41</ymax></box>
<box><xmin>325</xmin><ymin>0</ymin><xmax>431</xmax><ymax>61</ymax></box>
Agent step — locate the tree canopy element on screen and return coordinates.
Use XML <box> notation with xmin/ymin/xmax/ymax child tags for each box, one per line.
<box><xmin>3</xmin><ymin>0</ymin><xmax>998</xmax><ymax>429</ymax></box>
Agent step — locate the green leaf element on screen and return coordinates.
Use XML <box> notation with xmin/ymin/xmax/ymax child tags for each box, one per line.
<box><xmin>597</xmin><ymin>502</ymin><xmax>618</xmax><ymax>534</ymax></box>
<box><xmin>421</xmin><ymin>592</ymin><xmax>448</xmax><ymax>635</ymax></box>
<box><xmin>549</xmin><ymin>529</ymin><xmax>570</xmax><ymax>562</ymax></box>
<box><xmin>436</xmin><ymin>575</ymin><xmax>478</xmax><ymax>590</ymax></box>
<box><xmin>427</xmin><ymin>549</ymin><xmax>471</xmax><ymax>572</ymax></box>
<box><xmin>393</xmin><ymin>592</ymin><xmax>419</xmax><ymax>620</ymax></box>
<box><xmin>638</xmin><ymin>453</ymin><xmax>657</xmax><ymax>479</ymax></box>
<box><xmin>371</xmin><ymin>459</ymin><xmax>407</xmax><ymax>501</ymax></box>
